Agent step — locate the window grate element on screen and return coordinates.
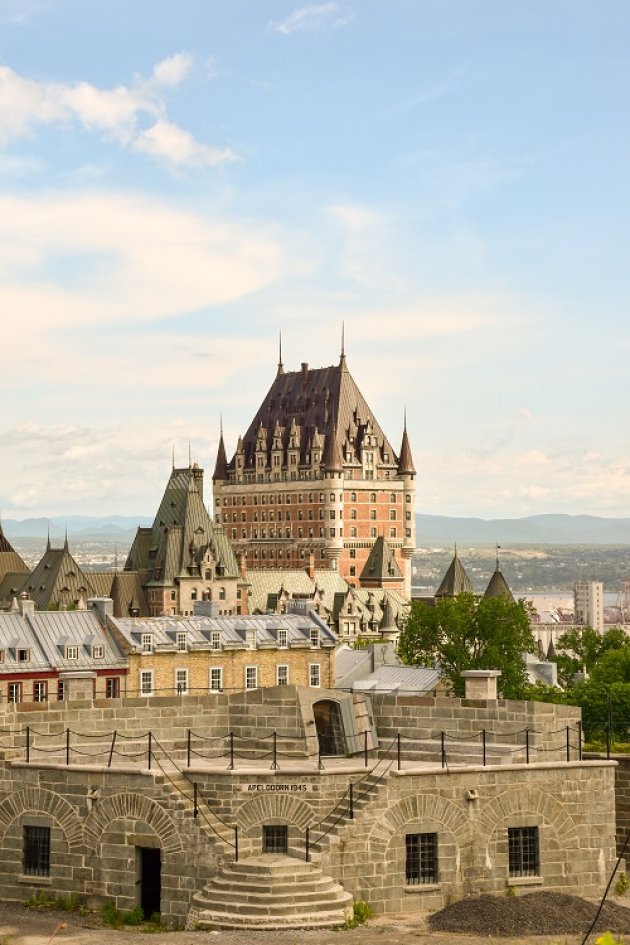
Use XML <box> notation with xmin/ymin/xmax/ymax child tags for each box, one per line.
<box><xmin>24</xmin><ymin>826</ymin><xmax>51</xmax><ymax>876</ymax></box>
<box><xmin>263</xmin><ymin>825</ymin><xmax>288</xmax><ymax>854</ymax></box>
<box><xmin>406</xmin><ymin>833</ymin><xmax>438</xmax><ymax>885</ymax></box>
<box><xmin>508</xmin><ymin>826</ymin><xmax>539</xmax><ymax>877</ymax></box>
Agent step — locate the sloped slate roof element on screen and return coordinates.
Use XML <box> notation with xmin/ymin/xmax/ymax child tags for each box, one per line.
<box><xmin>0</xmin><ymin>610</ymin><xmax>126</xmax><ymax>671</ymax></box>
<box><xmin>360</xmin><ymin>536</ymin><xmax>403</xmax><ymax>582</ymax></box>
<box><xmin>86</xmin><ymin>572</ymin><xmax>149</xmax><ymax>617</ymax></box>
<box><xmin>435</xmin><ymin>551</ymin><xmax>474</xmax><ymax>598</ymax></box>
<box><xmin>248</xmin><ymin>568</ymin><xmax>348</xmax><ymax>615</ymax></box>
<box><xmin>20</xmin><ymin>546</ymin><xmax>95</xmax><ymax>610</ymax></box>
<box><xmin>227</xmin><ymin>359</ymin><xmax>398</xmax><ymax>471</ymax></box>
<box><xmin>484</xmin><ymin>568</ymin><xmax>514</xmax><ymax>601</ymax></box>
<box><xmin>349</xmin><ymin>664</ymin><xmax>441</xmax><ymax>695</ymax></box>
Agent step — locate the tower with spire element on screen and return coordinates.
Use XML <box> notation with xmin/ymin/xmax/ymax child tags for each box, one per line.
<box><xmin>212</xmin><ymin>337</ymin><xmax>416</xmax><ymax>596</ymax></box>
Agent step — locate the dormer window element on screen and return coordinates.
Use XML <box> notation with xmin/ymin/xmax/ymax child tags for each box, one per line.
<box><xmin>278</xmin><ymin>629</ymin><xmax>287</xmax><ymax>648</ymax></box>
<box><xmin>141</xmin><ymin>634</ymin><xmax>153</xmax><ymax>653</ymax></box>
<box><xmin>0</xmin><ymin>650</ymin><xmax>4</xmax><ymax>663</ymax></box>
<box><xmin>17</xmin><ymin>649</ymin><xmax>29</xmax><ymax>662</ymax></box>
<box><xmin>310</xmin><ymin>628</ymin><xmax>320</xmax><ymax>648</ymax></box>
<box><xmin>66</xmin><ymin>645</ymin><xmax>79</xmax><ymax>660</ymax></box>
<box><xmin>211</xmin><ymin>631</ymin><xmax>220</xmax><ymax>650</ymax></box>
<box><xmin>176</xmin><ymin>632</ymin><xmax>187</xmax><ymax>652</ymax></box>
<box><xmin>92</xmin><ymin>645</ymin><xmax>104</xmax><ymax>659</ymax></box>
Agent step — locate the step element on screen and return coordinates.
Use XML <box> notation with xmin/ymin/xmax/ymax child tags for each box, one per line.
<box><xmin>203</xmin><ymin>874</ymin><xmax>338</xmax><ymax>896</ymax></box>
<box><xmin>192</xmin><ymin>895</ymin><xmax>352</xmax><ymax>916</ymax></box>
<box><xmin>190</xmin><ymin>909</ymin><xmax>352</xmax><ymax>930</ymax></box>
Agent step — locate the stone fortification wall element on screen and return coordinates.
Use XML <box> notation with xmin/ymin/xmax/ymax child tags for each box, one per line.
<box><xmin>585</xmin><ymin>752</ymin><xmax>630</xmax><ymax>857</ymax></box>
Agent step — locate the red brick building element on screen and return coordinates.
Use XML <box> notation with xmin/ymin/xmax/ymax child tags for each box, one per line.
<box><xmin>212</xmin><ymin>351</ymin><xmax>416</xmax><ymax>596</ymax></box>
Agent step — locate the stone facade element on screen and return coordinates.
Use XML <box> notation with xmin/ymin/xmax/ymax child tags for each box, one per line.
<box><xmin>0</xmin><ymin>688</ymin><xmax>618</xmax><ymax>927</ymax></box>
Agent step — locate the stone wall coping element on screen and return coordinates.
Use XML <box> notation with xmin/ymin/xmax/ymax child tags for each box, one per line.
<box><xmin>460</xmin><ymin>670</ymin><xmax>502</xmax><ymax>679</ymax></box>
<box><xmin>391</xmin><ymin>759</ymin><xmax>618</xmax><ymax>776</ymax></box>
<box><xmin>11</xmin><ymin>761</ymin><xmax>153</xmax><ymax>775</ymax></box>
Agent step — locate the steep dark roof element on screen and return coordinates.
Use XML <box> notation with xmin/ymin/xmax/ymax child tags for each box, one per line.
<box><xmin>484</xmin><ymin>567</ymin><xmax>514</xmax><ymax>601</ymax></box>
<box><xmin>321</xmin><ymin>421</ymin><xmax>344</xmax><ymax>472</ymax></box>
<box><xmin>0</xmin><ymin>523</ymin><xmax>17</xmax><ymax>554</ymax></box>
<box><xmin>19</xmin><ymin>545</ymin><xmax>95</xmax><ymax>610</ymax></box>
<box><xmin>126</xmin><ymin>465</ymin><xmax>239</xmax><ymax>584</ymax></box>
<box><xmin>0</xmin><ymin>525</ymin><xmax>28</xmax><ymax>582</ymax></box>
<box><xmin>225</xmin><ymin>358</ymin><xmax>399</xmax><ymax>471</ymax></box>
<box><xmin>360</xmin><ymin>536</ymin><xmax>403</xmax><ymax>584</ymax></box>
<box><xmin>213</xmin><ymin>431</ymin><xmax>228</xmax><ymax>482</ymax></box>
<box><xmin>435</xmin><ymin>550</ymin><xmax>474</xmax><ymax>598</ymax></box>
<box><xmin>397</xmin><ymin>423</ymin><xmax>416</xmax><ymax>476</ymax></box>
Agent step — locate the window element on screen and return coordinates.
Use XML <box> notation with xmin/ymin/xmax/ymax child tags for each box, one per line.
<box><xmin>65</xmin><ymin>645</ymin><xmax>79</xmax><ymax>660</ymax></box>
<box><xmin>370</xmin><ymin>509</ymin><xmax>377</xmax><ymax>520</ymax></box>
<box><xmin>406</xmin><ymin>833</ymin><xmax>438</xmax><ymax>885</ymax></box>
<box><xmin>245</xmin><ymin>666</ymin><xmax>258</xmax><ymax>690</ymax></box>
<box><xmin>370</xmin><ymin>527</ymin><xmax>377</xmax><ymax>538</ymax></box>
<box><xmin>175</xmin><ymin>669</ymin><xmax>188</xmax><ymax>695</ymax></box>
<box><xmin>23</xmin><ymin>826</ymin><xmax>50</xmax><ymax>877</ymax></box>
<box><xmin>309</xmin><ymin>664</ymin><xmax>321</xmax><ymax>688</ymax></box>
<box><xmin>176</xmin><ymin>632</ymin><xmax>187</xmax><ymax>652</ymax></box>
<box><xmin>277</xmin><ymin>628</ymin><xmax>287</xmax><ymax>648</ymax></box>
<box><xmin>17</xmin><ymin>649</ymin><xmax>30</xmax><ymax>662</ymax></box>
<box><xmin>390</xmin><ymin>509</ymin><xmax>397</xmax><ymax>520</ymax></box>
<box><xmin>106</xmin><ymin>677</ymin><xmax>120</xmax><ymax>698</ymax></box>
<box><xmin>350</xmin><ymin>491</ymin><xmax>357</xmax><ymax>502</ymax></box>
<box><xmin>141</xmin><ymin>634</ymin><xmax>153</xmax><ymax>653</ymax></box>
<box><xmin>8</xmin><ymin>682</ymin><xmax>22</xmax><ymax>703</ymax></box>
<box><xmin>33</xmin><ymin>681</ymin><xmax>47</xmax><ymax>703</ymax></box>
<box><xmin>370</xmin><ymin>492</ymin><xmax>376</xmax><ymax>503</ymax></box>
<box><xmin>92</xmin><ymin>645</ymin><xmax>104</xmax><ymax>659</ymax></box>
<box><xmin>210</xmin><ymin>667</ymin><xmax>223</xmax><ymax>692</ymax></box>
<box><xmin>140</xmin><ymin>670</ymin><xmax>154</xmax><ymax>696</ymax></box>
<box><xmin>310</xmin><ymin>628</ymin><xmax>320</xmax><ymax>647</ymax></box>
<box><xmin>390</xmin><ymin>528</ymin><xmax>397</xmax><ymax>538</ymax></box>
<box><xmin>57</xmin><ymin>681</ymin><xmax>65</xmax><ymax>701</ymax></box>
<box><xmin>277</xmin><ymin>664</ymin><xmax>289</xmax><ymax>686</ymax></box>
<box><xmin>508</xmin><ymin>827</ymin><xmax>540</xmax><ymax>878</ymax></box>
<box><xmin>390</xmin><ymin>493</ymin><xmax>397</xmax><ymax>503</ymax></box>
<box><xmin>211</xmin><ymin>631</ymin><xmax>221</xmax><ymax>650</ymax></box>
<box><xmin>350</xmin><ymin>509</ymin><xmax>357</xmax><ymax>519</ymax></box>
<box><xmin>263</xmin><ymin>824</ymin><xmax>288</xmax><ymax>855</ymax></box>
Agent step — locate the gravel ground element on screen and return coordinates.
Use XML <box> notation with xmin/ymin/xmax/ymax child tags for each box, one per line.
<box><xmin>0</xmin><ymin>893</ymin><xmax>629</xmax><ymax>945</ymax></box>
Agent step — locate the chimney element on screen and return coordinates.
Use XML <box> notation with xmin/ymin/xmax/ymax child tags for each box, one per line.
<box><xmin>88</xmin><ymin>597</ymin><xmax>114</xmax><ymax>621</ymax></box>
<box><xmin>238</xmin><ymin>552</ymin><xmax>248</xmax><ymax>581</ymax></box>
<box><xmin>306</xmin><ymin>552</ymin><xmax>315</xmax><ymax>580</ymax></box>
<box><xmin>460</xmin><ymin>670</ymin><xmax>501</xmax><ymax>701</ymax></box>
<box><xmin>18</xmin><ymin>592</ymin><xmax>35</xmax><ymax>619</ymax></box>
<box><xmin>301</xmin><ymin>362</ymin><xmax>309</xmax><ymax>388</ymax></box>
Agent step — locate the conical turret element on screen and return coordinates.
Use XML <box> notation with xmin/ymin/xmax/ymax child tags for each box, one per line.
<box><xmin>398</xmin><ymin>413</ymin><xmax>416</xmax><ymax>476</ymax></box>
<box><xmin>213</xmin><ymin>426</ymin><xmax>228</xmax><ymax>482</ymax></box>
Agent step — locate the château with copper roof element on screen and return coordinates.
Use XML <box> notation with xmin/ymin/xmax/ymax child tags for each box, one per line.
<box><xmin>212</xmin><ymin>346</ymin><xmax>416</xmax><ymax>595</ymax></box>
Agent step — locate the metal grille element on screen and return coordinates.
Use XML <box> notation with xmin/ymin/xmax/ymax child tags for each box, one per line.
<box><xmin>24</xmin><ymin>826</ymin><xmax>51</xmax><ymax>877</ymax></box>
<box><xmin>263</xmin><ymin>825</ymin><xmax>288</xmax><ymax>854</ymax></box>
<box><xmin>508</xmin><ymin>826</ymin><xmax>539</xmax><ymax>877</ymax></box>
<box><xmin>406</xmin><ymin>833</ymin><xmax>438</xmax><ymax>885</ymax></box>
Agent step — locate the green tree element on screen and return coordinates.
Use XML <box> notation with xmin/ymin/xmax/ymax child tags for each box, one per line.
<box><xmin>554</xmin><ymin>627</ymin><xmax>630</xmax><ymax>687</ymax></box>
<box><xmin>398</xmin><ymin>593</ymin><xmax>535</xmax><ymax>698</ymax></box>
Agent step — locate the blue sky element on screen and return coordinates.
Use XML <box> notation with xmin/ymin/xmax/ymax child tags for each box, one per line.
<box><xmin>0</xmin><ymin>0</ymin><xmax>628</xmax><ymax>519</ymax></box>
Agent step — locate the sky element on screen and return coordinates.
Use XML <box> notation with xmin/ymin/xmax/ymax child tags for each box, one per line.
<box><xmin>0</xmin><ymin>0</ymin><xmax>628</xmax><ymax>521</ymax></box>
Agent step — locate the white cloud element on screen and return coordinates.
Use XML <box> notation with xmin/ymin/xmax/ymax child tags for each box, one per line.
<box><xmin>0</xmin><ymin>54</ymin><xmax>233</xmax><ymax>171</ymax></box>
<box><xmin>270</xmin><ymin>3</ymin><xmax>352</xmax><ymax>35</ymax></box>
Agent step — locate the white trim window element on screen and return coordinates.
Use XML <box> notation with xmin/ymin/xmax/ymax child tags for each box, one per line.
<box><xmin>92</xmin><ymin>645</ymin><xmax>104</xmax><ymax>659</ymax></box>
<box><xmin>140</xmin><ymin>670</ymin><xmax>154</xmax><ymax>696</ymax></box>
<box><xmin>8</xmin><ymin>682</ymin><xmax>22</xmax><ymax>703</ymax></box>
<box><xmin>141</xmin><ymin>634</ymin><xmax>153</xmax><ymax>653</ymax></box>
<box><xmin>211</xmin><ymin>631</ymin><xmax>221</xmax><ymax>651</ymax></box>
<box><xmin>176</xmin><ymin>632</ymin><xmax>187</xmax><ymax>652</ymax></box>
<box><xmin>309</xmin><ymin>663</ymin><xmax>321</xmax><ymax>688</ymax></box>
<box><xmin>309</xmin><ymin>628</ymin><xmax>320</xmax><ymax>648</ymax></box>
<box><xmin>175</xmin><ymin>668</ymin><xmax>189</xmax><ymax>695</ymax></box>
<box><xmin>65</xmin><ymin>645</ymin><xmax>79</xmax><ymax>660</ymax></box>
<box><xmin>277</xmin><ymin>628</ymin><xmax>288</xmax><ymax>649</ymax></box>
<box><xmin>277</xmin><ymin>664</ymin><xmax>289</xmax><ymax>686</ymax></box>
<box><xmin>209</xmin><ymin>667</ymin><xmax>223</xmax><ymax>692</ymax></box>
<box><xmin>245</xmin><ymin>665</ymin><xmax>258</xmax><ymax>690</ymax></box>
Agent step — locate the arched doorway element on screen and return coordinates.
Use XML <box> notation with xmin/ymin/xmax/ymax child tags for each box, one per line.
<box><xmin>313</xmin><ymin>700</ymin><xmax>346</xmax><ymax>756</ymax></box>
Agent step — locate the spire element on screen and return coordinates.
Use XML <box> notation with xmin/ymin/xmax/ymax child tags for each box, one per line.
<box><xmin>397</xmin><ymin>408</ymin><xmax>416</xmax><ymax>475</ymax></box>
<box><xmin>188</xmin><ymin>440</ymin><xmax>192</xmax><ymax>468</ymax></box>
<box><xmin>339</xmin><ymin>321</ymin><xmax>347</xmax><ymax>368</ymax></box>
<box><xmin>213</xmin><ymin>421</ymin><xmax>228</xmax><ymax>482</ymax></box>
<box><xmin>46</xmin><ymin>522</ymin><xmax>51</xmax><ymax>552</ymax></box>
<box><xmin>172</xmin><ymin>444</ymin><xmax>175</xmax><ymax>471</ymax></box>
<box><xmin>495</xmin><ymin>543</ymin><xmax>501</xmax><ymax>571</ymax></box>
<box><xmin>277</xmin><ymin>331</ymin><xmax>284</xmax><ymax>375</ymax></box>
<box><xmin>435</xmin><ymin>547</ymin><xmax>474</xmax><ymax>598</ymax></box>
<box><xmin>63</xmin><ymin>527</ymin><xmax>69</xmax><ymax>552</ymax></box>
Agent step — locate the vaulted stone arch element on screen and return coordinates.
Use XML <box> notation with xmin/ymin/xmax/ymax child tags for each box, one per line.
<box><xmin>237</xmin><ymin>793</ymin><xmax>314</xmax><ymax>830</ymax></box>
<box><xmin>477</xmin><ymin>787</ymin><xmax>579</xmax><ymax>844</ymax></box>
<box><xmin>84</xmin><ymin>792</ymin><xmax>183</xmax><ymax>854</ymax></box>
<box><xmin>369</xmin><ymin>792</ymin><xmax>471</xmax><ymax>847</ymax></box>
<box><xmin>0</xmin><ymin>786</ymin><xmax>83</xmax><ymax>848</ymax></box>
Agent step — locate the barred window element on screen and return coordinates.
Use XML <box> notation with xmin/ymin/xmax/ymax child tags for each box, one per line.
<box><xmin>406</xmin><ymin>833</ymin><xmax>438</xmax><ymax>885</ymax></box>
<box><xmin>23</xmin><ymin>825</ymin><xmax>50</xmax><ymax>877</ymax></box>
<box><xmin>508</xmin><ymin>826</ymin><xmax>540</xmax><ymax>877</ymax></box>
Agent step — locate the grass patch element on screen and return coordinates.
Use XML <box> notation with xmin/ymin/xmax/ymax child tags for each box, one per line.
<box><xmin>344</xmin><ymin>900</ymin><xmax>373</xmax><ymax>928</ymax></box>
<box><xmin>25</xmin><ymin>891</ymin><xmax>87</xmax><ymax>914</ymax></box>
<box><xmin>101</xmin><ymin>902</ymin><xmax>162</xmax><ymax>931</ymax></box>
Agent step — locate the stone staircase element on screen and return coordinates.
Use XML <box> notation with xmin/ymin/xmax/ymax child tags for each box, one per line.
<box><xmin>187</xmin><ymin>854</ymin><xmax>354</xmax><ymax>930</ymax></box>
<box><xmin>152</xmin><ymin>769</ymin><xmax>236</xmax><ymax>859</ymax></box>
<box><xmin>383</xmin><ymin>738</ymin><xmax>523</xmax><ymax>766</ymax></box>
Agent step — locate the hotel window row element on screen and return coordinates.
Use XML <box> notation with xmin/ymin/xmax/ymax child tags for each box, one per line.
<box><xmin>137</xmin><ymin>664</ymin><xmax>323</xmax><ymax>695</ymax></box>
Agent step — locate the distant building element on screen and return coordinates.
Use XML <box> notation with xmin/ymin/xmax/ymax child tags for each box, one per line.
<box><xmin>574</xmin><ymin>580</ymin><xmax>604</xmax><ymax>633</ymax></box>
<box><xmin>212</xmin><ymin>348</ymin><xmax>416</xmax><ymax>595</ymax></box>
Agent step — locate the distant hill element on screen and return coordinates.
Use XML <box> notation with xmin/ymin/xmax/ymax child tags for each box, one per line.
<box><xmin>3</xmin><ymin>516</ymin><xmax>152</xmax><ymax>540</ymax></box>
<box><xmin>416</xmin><ymin>514</ymin><xmax>630</xmax><ymax>545</ymax></box>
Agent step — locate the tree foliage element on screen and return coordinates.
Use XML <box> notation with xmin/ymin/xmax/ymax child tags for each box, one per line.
<box><xmin>398</xmin><ymin>593</ymin><xmax>535</xmax><ymax>698</ymax></box>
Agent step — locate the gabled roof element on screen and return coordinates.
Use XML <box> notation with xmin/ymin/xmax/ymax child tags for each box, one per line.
<box><xmin>360</xmin><ymin>536</ymin><xmax>403</xmax><ymax>584</ymax></box>
<box><xmin>0</xmin><ymin>524</ymin><xmax>28</xmax><ymax>583</ymax></box>
<box><xmin>435</xmin><ymin>549</ymin><xmax>474</xmax><ymax>598</ymax></box>
<box><xmin>87</xmin><ymin>571</ymin><xmax>149</xmax><ymax>617</ymax></box>
<box><xmin>225</xmin><ymin>357</ymin><xmax>399</xmax><ymax>472</ymax></box>
<box><xmin>19</xmin><ymin>545</ymin><xmax>95</xmax><ymax>610</ymax></box>
<box><xmin>126</xmin><ymin>465</ymin><xmax>239</xmax><ymax>584</ymax></box>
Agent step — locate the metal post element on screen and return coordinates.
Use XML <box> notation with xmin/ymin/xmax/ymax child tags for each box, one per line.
<box><xmin>234</xmin><ymin>827</ymin><xmax>239</xmax><ymax>863</ymax></box>
<box><xmin>147</xmin><ymin>731</ymin><xmax>152</xmax><ymax>770</ymax></box>
<box><xmin>364</xmin><ymin>730</ymin><xmax>368</xmax><ymax>768</ymax></box>
<box><xmin>482</xmin><ymin>729</ymin><xmax>486</xmax><ymax>767</ymax></box>
<box><xmin>397</xmin><ymin>732</ymin><xmax>401</xmax><ymax>771</ymax></box>
<box><xmin>607</xmin><ymin>693</ymin><xmax>612</xmax><ymax>759</ymax></box>
<box><xmin>566</xmin><ymin>725</ymin><xmax>570</xmax><ymax>763</ymax></box>
<box><xmin>525</xmin><ymin>728</ymin><xmax>530</xmax><ymax>764</ymax></box>
<box><xmin>305</xmin><ymin>826</ymin><xmax>310</xmax><ymax>863</ymax></box>
<box><xmin>187</xmin><ymin>729</ymin><xmax>191</xmax><ymax>768</ymax></box>
<box><xmin>349</xmin><ymin>783</ymin><xmax>354</xmax><ymax>820</ymax></box>
<box><xmin>577</xmin><ymin>721</ymin><xmax>583</xmax><ymax>761</ymax></box>
<box><xmin>193</xmin><ymin>783</ymin><xmax>198</xmax><ymax>818</ymax></box>
<box><xmin>25</xmin><ymin>726</ymin><xmax>30</xmax><ymax>763</ymax></box>
<box><xmin>440</xmin><ymin>731</ymin><xmax>446</xmax><ymax>768</ymax></box>
<box><xmin>108</xmin><ymin>731</ymin><xmax>117</xmax><ymax>768</ymax></box>
<box><xmin>228</xmin><ymin>732</ymin><xmax>234</xmax><ymax>770</ymax></box>
<box><xmin>272</xmin><ymin>731</ymin><xmax>278</xmax><ymax>770</ymax></box>
<box><xmin>65</xmin><ymin>728</ymin><xmax>70</xmax><ymax>766</ymax></box>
